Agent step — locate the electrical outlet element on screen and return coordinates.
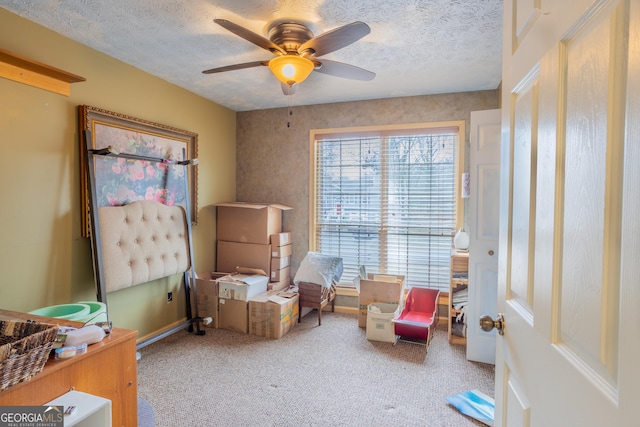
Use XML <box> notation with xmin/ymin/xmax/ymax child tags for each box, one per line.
<box><xmin>167</xmin><ymin>292</ymin><xmax>173</xmax><ymax>303</ymax></box>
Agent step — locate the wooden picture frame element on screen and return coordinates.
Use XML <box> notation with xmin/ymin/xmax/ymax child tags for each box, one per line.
<box><xmin>78</xmin><ymin>105</ymin><xmax>198</xmax><ymax>237</ymax></box>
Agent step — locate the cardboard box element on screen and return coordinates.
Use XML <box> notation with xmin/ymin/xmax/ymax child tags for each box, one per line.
<box><xmin>194</xmin><ymin>272</ymin><xmax>226</xmax><ymax>328</ymax></box>
<box><xmin>268</xmin><ymin>266</ymin><xmax>291</xmax><ymax>291</ymax></box>
<box><xmin>271</xmin><ymin>243</ymin><xmax>292</xmax><ymax>258</ymax></box>
<box><xmin>215</xmin><ymin>202</ymin><xmax>292</xmax><ymax>245</ymax></box>
<box><xmin>249</xmin><ymin>290</ymin><xmax>299</xmax><ymax>339</ymax></box>
<box><xmin>366</xmin><ymin>302</ymin><xmax>400</xmax><ymax>343</ymax></box>
<box><xmin>268</xmin><ymin>281</ymin><xmax>290</xmax><ymax>293</ymax></box>
<box><xmin>217</xmin><ymin>273</ymin><xmax>269</xmax><ymax>301</ymax></box>
<box><xmin>270</xmin><ymin>265</ymin><xmax>290</xmax><ymax>282</ymax></box>
<box><xmin>270</xmin><ymin>232</ymin><xmax>292</xmax><ymax>247</ymax></box>
<box><xmin>217</xmin><ymin>240</ymin><xmax>271</xmax><ymax>276</ymax></box>
<box><xmin>270</xmin><ymin>255</ymin><xmax>290</xmax><ymax>271</ymax></box>
<box><xmin>218</xmin><ymin>298</ymin><xmax>248</xmax><ymax>334</ymax></box>
<box><xmin>357</xmin><ymin>274</ymin><xmax>405</xmax><ymax>328</ymax></box>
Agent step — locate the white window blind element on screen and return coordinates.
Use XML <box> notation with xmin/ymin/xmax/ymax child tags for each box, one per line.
<box><xmin>312</xmin><ymin>125</ymin><xmax>462</xmax><ymax>291</ymax></box>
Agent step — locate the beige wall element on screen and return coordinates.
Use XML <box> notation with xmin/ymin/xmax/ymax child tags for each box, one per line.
<box><xmin>236</xmin><ymin>91</ymin><xmax>500</xmax><ymax>276</ymax></box>
<box><xmin>0</xmin><ymin>9</ymin><xmax>236</xmax><ymax>337</ymax></box>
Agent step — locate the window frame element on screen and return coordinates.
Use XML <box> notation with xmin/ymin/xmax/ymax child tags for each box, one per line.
<box><xmin>309</xmin><ymin>121</ymin><xmax>466</xmax><ymax>288</ymax></box>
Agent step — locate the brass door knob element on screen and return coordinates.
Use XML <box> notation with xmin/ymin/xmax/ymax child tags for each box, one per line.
<box><xmin>488</xmin><ymin>249</ymin><xmax>494</xmax><ymax>256</ymax></box>
<box><xmin>479</xmin><ymin>313</ymin><xmax>505</xmax><ymax>335</ymax></box>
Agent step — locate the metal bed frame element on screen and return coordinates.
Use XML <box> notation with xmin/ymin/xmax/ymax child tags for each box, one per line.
<box><xmin>83</xmin><ymin>129</ymin><xmax>208</xmax><ymax>349</ymax></box>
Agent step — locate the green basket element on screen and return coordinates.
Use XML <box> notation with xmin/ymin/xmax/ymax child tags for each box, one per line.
<box><xmin>28</xmin><ymin>303</ymin><xmax>91</xmax><ymax>320</ymax></box>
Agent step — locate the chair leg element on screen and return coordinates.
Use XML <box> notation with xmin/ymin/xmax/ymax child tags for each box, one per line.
<box><xmin>317</xmin><ymin>307</ymin><xmax>322</xmax><ymax>326</ymax></box>
<box><xmin>425</xmin><ymin>331</ymin><xmax>434</xmax><ymax>352</ymax></box>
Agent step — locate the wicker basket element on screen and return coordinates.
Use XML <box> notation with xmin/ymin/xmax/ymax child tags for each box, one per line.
<box><xmin>0</xmin><ymin>320</ymin><xmax>59</xmax><ymax>391</ymax></box>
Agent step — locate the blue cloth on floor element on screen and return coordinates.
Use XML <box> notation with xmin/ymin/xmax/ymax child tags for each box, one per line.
<box><xmin>445</xmin><ymin>389</ymin><xmax>494</xmax><ymax>426</ymax></box>
<box><xmin>138</xmin><ymin>397</ymin><xmax>155</xmax><ymax>427</ymax></box>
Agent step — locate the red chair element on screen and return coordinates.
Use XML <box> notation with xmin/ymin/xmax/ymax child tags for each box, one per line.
<box><xmin>393</xmin><ymin>287</ymin><xmax>440</xmax><ymax>350</ymax></box>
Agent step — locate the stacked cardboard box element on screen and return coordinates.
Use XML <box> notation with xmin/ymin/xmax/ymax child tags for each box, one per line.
<box><xmin>213</xmin><ymin>202</ymin><xmax>294</xmax><ymax>334</ymax></box>
<box><xmin>214</xmin><ymin>202</ymin><xmax>292</xmax><ymax>278</ymax></box>
<box><xmin>217</xmin><ymin>241</ymin><xmax>272</xmax><ymax>274</ymax></box>
<box><xmin>195</xmin><ymin>270</ymin><xmax>298</xmax><ymax>339</ymax></box>
<box><xmin>269</xmin><ymin>232</ymin><xmax>292</xmax><ymax>291</ymax></box>
<box><xmin>217</xmin><ymin>273</ymin><xmax>269</xmax><ymax>334</ymax></box>
<box><xmin>249</xmin><ymin>289</ymin><xmax>299</xmax><ymax>339</ymax></box>
<box><xmin>194</xmin><ymin>272</ymin><xmax>227</xmax><ymax>329</ymax></box>
<box><xmin>357</xmin><ymin>274</ymin><xmax>405</xmax><ymax>328</ymax></box>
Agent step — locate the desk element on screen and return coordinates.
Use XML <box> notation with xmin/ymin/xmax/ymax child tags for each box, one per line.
<box><xmin>0</xmin><ymin>309</ymin><xmax>138</xmax><ymax>427</ymax></box>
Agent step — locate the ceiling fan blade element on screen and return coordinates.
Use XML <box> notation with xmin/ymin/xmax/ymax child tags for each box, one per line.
<box><xmin>214</xmin><ymin>19</ymin><xmax>286</xmax><ymax>55</ymax></box>
<box><xmin>299</xmin><ymin>21</ymin><xmax>370</xmax><ymax>57</ymax></box>
<box><xmin>202</xmin><ymin>60</ymin><xmax>267</xmax><ymax>74</ymax></box>
<box><xmin>314</xmin><ymin>59</ymin><xmax>375</xmax><ymax>81</ymax></box>
<box><xmin>281</xmin><ymin>83</ymin><xmax>297</xmax><ymax>96</ymax></box>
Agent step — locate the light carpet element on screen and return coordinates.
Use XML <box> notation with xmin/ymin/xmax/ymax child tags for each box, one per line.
<box><xmin>137</xmin><ymin>312</ymin><xmax>494</xmax><ymax>427</ymax></box>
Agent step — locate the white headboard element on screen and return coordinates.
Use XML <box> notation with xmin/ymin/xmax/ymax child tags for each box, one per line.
<box><xmin>97</xmin><ymin>200</ymin><xmax>191</xmax><ymax>293</ymax></box>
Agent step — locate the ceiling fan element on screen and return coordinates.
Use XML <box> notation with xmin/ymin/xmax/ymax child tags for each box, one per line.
<box><xmin>203</xmin><ymin>18</ymin><xmax>375</xmax><ymax>94</ymax></box>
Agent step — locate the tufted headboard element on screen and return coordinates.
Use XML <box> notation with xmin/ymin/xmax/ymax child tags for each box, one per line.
<box><xmin>97</xmin><ymin>200</ymin><xmax>191</xmax><ymax>293</ymax></box>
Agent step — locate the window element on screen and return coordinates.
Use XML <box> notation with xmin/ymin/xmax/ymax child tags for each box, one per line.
<box><xmin>310</xmin><ymin>122</ymin><xmax>464</xmax><ymax>292</ymax></box>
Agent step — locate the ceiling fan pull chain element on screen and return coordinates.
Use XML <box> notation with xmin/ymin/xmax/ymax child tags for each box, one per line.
<box><xmin>287</xmin><ymin>93</ymin><xmax>293</xmax><ymax>128</ymax></box>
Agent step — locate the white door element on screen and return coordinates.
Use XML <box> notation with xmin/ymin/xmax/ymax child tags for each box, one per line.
<box><xmin>467</xmin><ymin>109</ymin><xmax>501</xmax><ymax>364</ymax></box>
<box><xmin>495</xmin><ymin>0</ymin><xmax>640</xmax><ymax>425</ymax></box>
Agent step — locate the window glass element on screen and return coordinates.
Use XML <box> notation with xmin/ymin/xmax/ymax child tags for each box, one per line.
<box><xmin>312</xmin><ymin>124</ymin><xmax>463</xmax><ymax>291</ymax></box>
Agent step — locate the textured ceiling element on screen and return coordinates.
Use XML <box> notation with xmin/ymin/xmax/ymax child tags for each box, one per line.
<box><xmin>1</xmin><ymin>0</ymin><xmax>503</xmax><ymax>112</ymax></box>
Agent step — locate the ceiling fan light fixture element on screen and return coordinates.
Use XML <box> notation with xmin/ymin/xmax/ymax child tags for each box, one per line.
<box><xmin>268</xmin><ymin>55</ymin><xmax>314</xmax><ymax>86</ymax></box>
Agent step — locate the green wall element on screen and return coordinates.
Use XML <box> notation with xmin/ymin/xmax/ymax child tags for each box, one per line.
<box><xmin>0</xmin><ymin>9</ymin><xmax>236</xmax><ymax>338</ymax></box>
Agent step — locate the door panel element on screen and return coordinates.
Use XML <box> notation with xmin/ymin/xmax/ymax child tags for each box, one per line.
<box><xmin>559</xmin><ymin>5</ymin><xmax>621</xmax><ymax>389</ymax></box>
<box><xmin>509</xmin><ymin>75</ymin><xmax>537</xmax><ymax>313</ymax></box>
<box><xmin>497</xmin><ymin>0</ymin><xmax>639</xmax><ymax>425</ymax></box>
<box><xmin>505</xmin><ymin>372</ymin><xmax>531</xmax><ymax>427</ymax></box>
<box><xmin>477</xmin><ymin>263</ymin><xmax>498</xmax><ymax>333</ymax></box>
<box><xmin>514</xmin><ymin>0</ymin><xmax>544</xmax><ymax>48</ymax></box>
<box><xmin>477</xmin><ymin>165</ymin><xmax>500</xmax><ymax>241</ymax></box>
<box><xmin>467</xmin><ymin>109</ymin><xmax>501</xmax><ymax>364</ymax></box>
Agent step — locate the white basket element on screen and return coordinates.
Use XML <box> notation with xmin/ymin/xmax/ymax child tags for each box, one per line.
<box><xmin>366</xmin><ymin>302</ymin><xmax>399</xmax><ymax>343</ymax></box>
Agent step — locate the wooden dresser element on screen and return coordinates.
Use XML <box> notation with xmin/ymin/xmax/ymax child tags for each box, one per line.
<box><xmin>0</xmin><ymin>309</ymin><xmax>138</xmax><ymax>427</ymax></box>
